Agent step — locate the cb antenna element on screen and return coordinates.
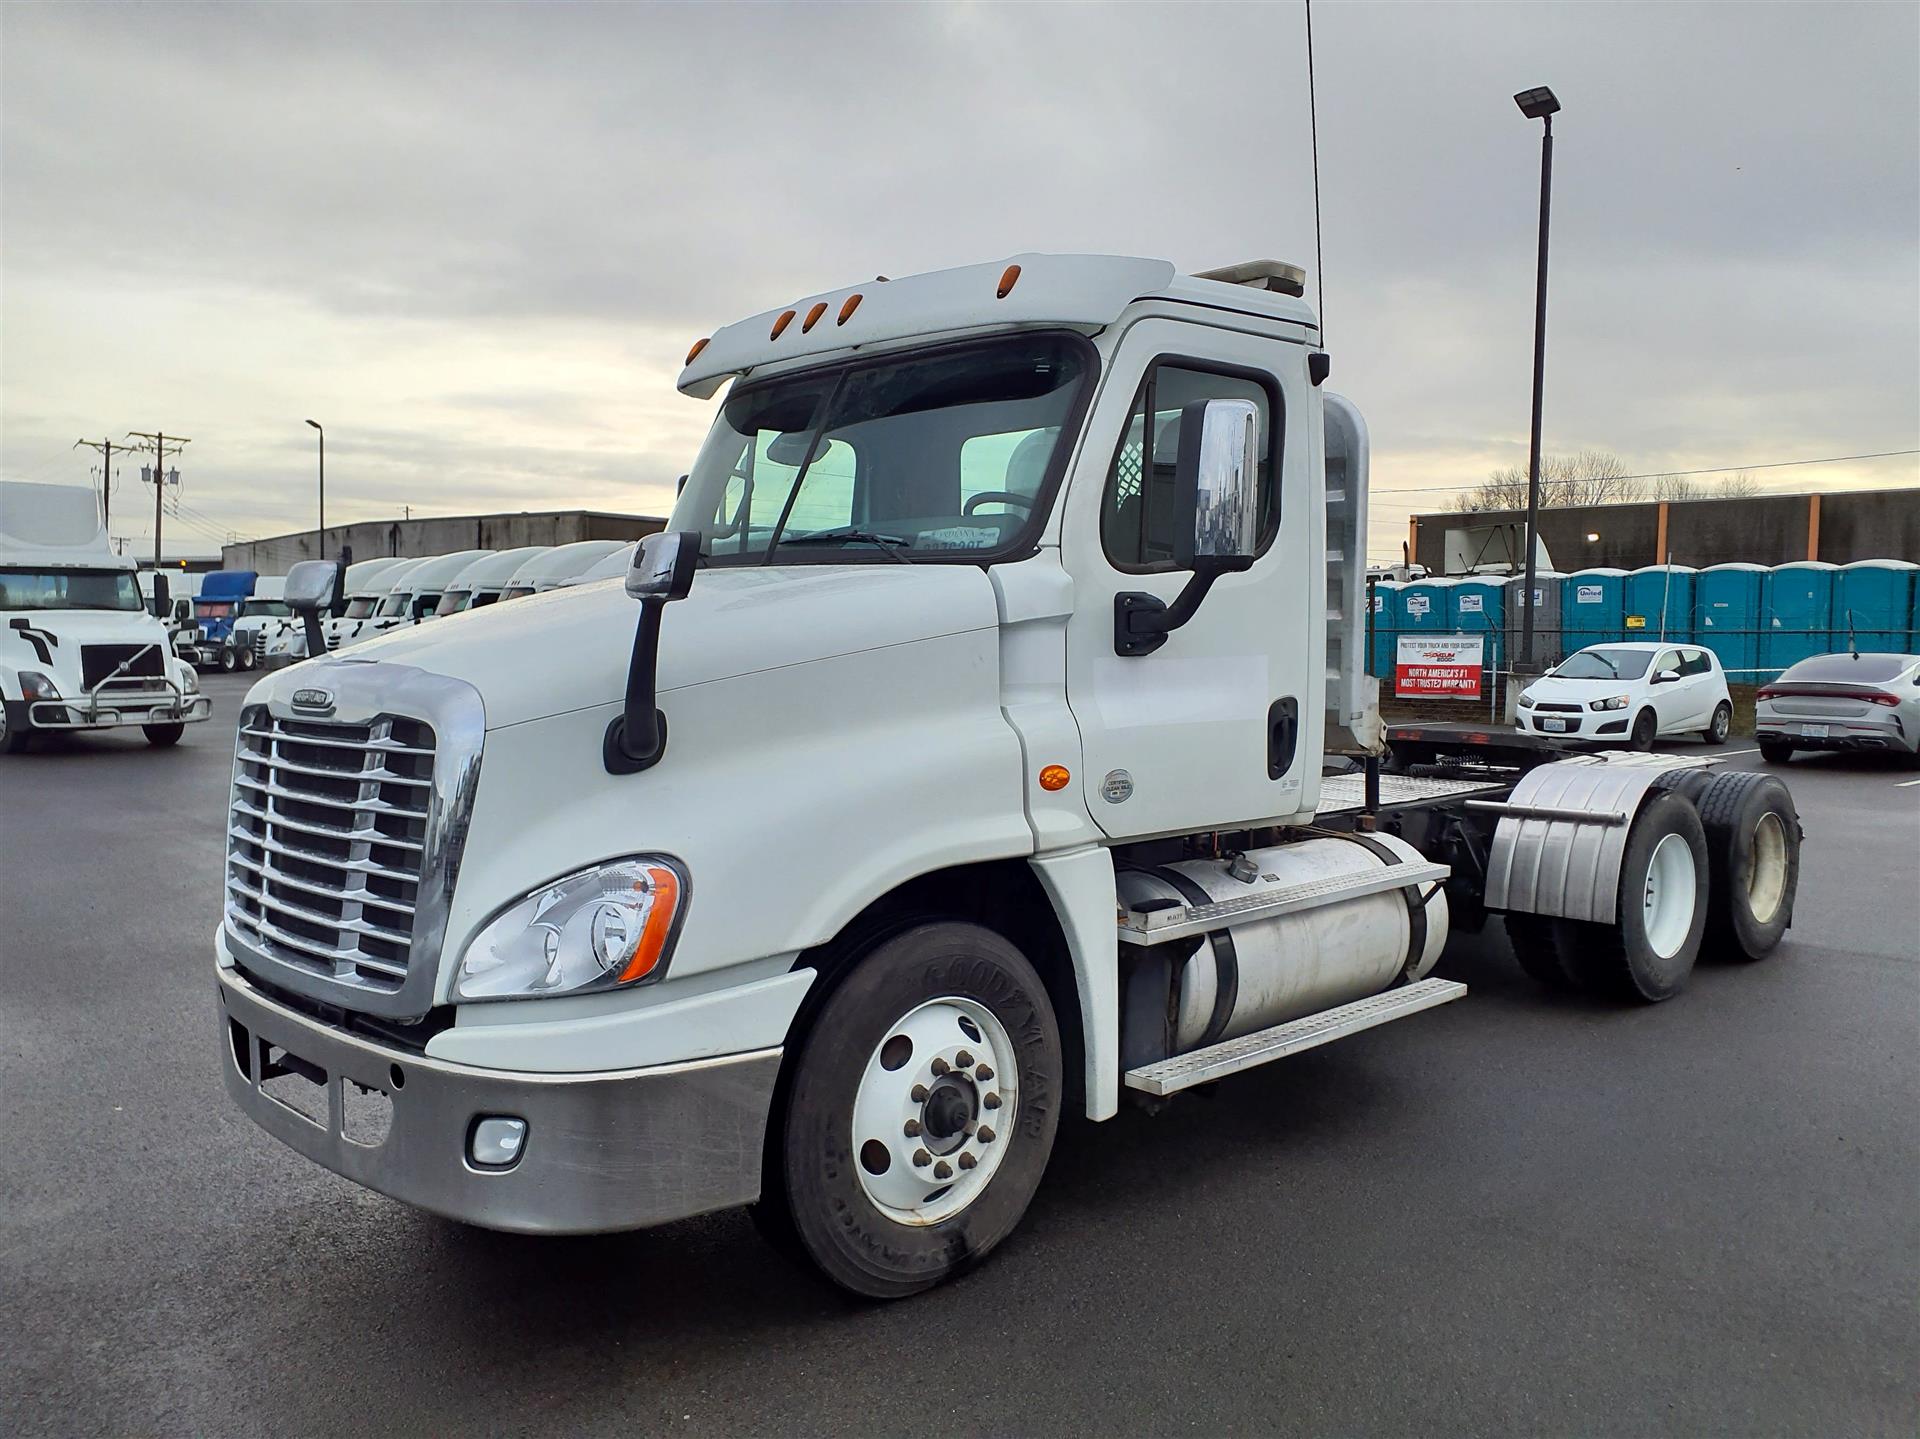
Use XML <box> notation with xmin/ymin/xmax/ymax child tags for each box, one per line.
<box><xmin>1305</xmin><ymin>0</ymin><xmax>1326</xmax><ymax>336</ymax></box>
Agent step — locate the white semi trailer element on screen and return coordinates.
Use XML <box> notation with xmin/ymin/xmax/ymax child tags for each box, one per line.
<box><xmin>216</xmin><ymin>254</ymin><xmax>1803</xmax><ymax>1296</ymax></box>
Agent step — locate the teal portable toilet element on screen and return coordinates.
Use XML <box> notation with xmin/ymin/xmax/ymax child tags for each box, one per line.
<box><xmin>1762</xmin><ymin>561</ymin><xmax>1839</xmax><ymax>678</ymax></box>
<box><xmin>1504</xmin><ymin>570</ymin><xmax>1567</xmax><ymax>666</ymax></box>
<box><xmin>1625</xmin><ymin>565</ymin><xmax>1695</xmax><ymax>644</ymax></box>
<box><xmin>1368</xmin><ymin>580</ymin><xmax>1402</xmax><ymax>677</ymax></box>
<box><xmin>1835</xmin><ymin>559</ymin><xmax>1918</xmax><ymax>653</ymax></box>
<box><xmin>1696</xmin><ymin>563</ymin><xmax>1766</xmax><ymax>679</ymax></box>
<box><xmin>1450</xmin><ymin>577</ymin><xmax>1506</xmax><ymax>672</ymax></box>
<box><xmin>1564</xmin><ymin>568</ymin><xmax>1629</xmax><ymax>646</ymax></box>
<box><xmin>1401</xmin><ymin>578</ymin><xmax>1455</xmax><ymax>637</ymax></box>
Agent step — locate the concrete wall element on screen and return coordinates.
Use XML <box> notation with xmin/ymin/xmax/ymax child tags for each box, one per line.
<box><xmin>222</xmin><ymin>510</ymin><xmax>665</xmax><ymax>574</ymax></box>
<box><xmin>1415</xmin><ymin>487</ymin><xmax>1919</xmax><ymax>573</ymax></box>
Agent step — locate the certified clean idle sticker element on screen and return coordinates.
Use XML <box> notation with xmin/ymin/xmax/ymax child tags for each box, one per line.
<box><xmin>1101</xmin><ymin>770</ymin><xmax>1134</xmax><ymax>803</ymax></box>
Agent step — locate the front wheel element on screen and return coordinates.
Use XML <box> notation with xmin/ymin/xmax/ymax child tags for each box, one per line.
<box><xmin>143</xmin><ymin>722</ymin><xmax>185</xmax><ymax>747</ymax></box>
<box><xmin>1629</xmin><ymin>708</ymin><xmax>1658</xmax><ymax>751</ymax></box>
<box><xmin>1758</xmin><ymin>739</ymin><xmax>1794</xmax><ymax>766</ymax></box>
<box><xmin>754</xmin><ymin>922</ymin><xmax>1063</xmax><ymax>1299</ymax></box>
<box><xmin>0</xmin><ymin>704</ymin><xmax>30</xmax><ymax>754</ymax></box>
<box><xmin>1703</xmin><ymin>701</ymin><xmax>1732</xmax><ymax>746</ymax></box>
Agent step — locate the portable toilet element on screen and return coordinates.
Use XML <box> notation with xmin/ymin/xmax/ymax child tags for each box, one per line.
<box><xmin>1695</xmin><ymin>563</ymin><xmax>1767</xmax><ymax>680</ymax></box>
<box><xmin>1563</xmin><ymin>568</ymin><xmax>1629</xmax><ymax>647</ymax></box>
<box><xmin>1625</xmin><ymin>565</ymin><xmax>1696</xmax><ymax>644</ymax></box>
<box><xmin>1761</xmin><ymin>562</ymin><xmax>1840</xmax><ymax>678</ymax></box>
<box><xmin>1504</xmin><ymin>570</ymin><xmax>1566</xmax><ymax>667</ymax></box>
<box><xmin>1449</xmin><ymin>576</ymin><xmax>1505</xmax><ymax>689</ymax></box>
<box><xmin>1834</xmin><ymin>559</ymin><xmax>1918</xmax><ymax>653</ymax></box>
<box><xmin>1367</xmin><ymin>580</ymin><xmax>1403</xmax><ymax>677</ymax></box>
<box><xmin>1401</xmin><ymin>577</ymin><xmax>1456</xmax><ymax>637</ymax></box>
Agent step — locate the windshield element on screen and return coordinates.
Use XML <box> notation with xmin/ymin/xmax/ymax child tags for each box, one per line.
<box><xmin>375</xmin><ymin>592</ymin><xmax>411</xmax><ymax>618</ymax></box>
<box><xmin>0</xmin><ymin>567</ymin><xmax>144</xmax><ymax>613</ymax></box>
<box><xmin>672</xmin><ymin>332</ymin><xmax>1092</xmax><ymax>565</ymax></box>
<box><xmin>1553</xmin><ymin>648</ymin><xmax>1653</xmax><ymax>680</ymax></box>
<box><xmin>500</xmin><ymin>584</ymin><xmax>534</xmax><ymax>601</ymax></box>
<box><xmin>240</xmin><ymin>600</ymin><xmax>291</xmax><ymax>619</ymax></box>
<box><xmin>344</xmin><ymin>595</ymin><xmax>381</xmax><ymax>619</ymax></box>
<box><xmin>412</xmin><ymin>593</ymin><xmax>442</xmax><ymax>620</ymax></box>
<box><xmin>435</xmin><ymin>589</ymin><xmax>473</xmax><ymax>617</ymax></box>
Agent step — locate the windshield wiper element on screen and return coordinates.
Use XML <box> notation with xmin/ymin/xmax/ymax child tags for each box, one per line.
<box><xmin>772</xmin><ymin>529</ymin><xmax>916</xmax><ymax>563</ymax></box>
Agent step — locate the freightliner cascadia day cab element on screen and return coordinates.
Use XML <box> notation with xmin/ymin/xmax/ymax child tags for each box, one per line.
<box><xmin>434</xmin><ymin>546</ymin><xmax>553</xmax><ymax>616</ymax></box>
<box><xmin>331</xmin><ymin>555</ymin><xmax>446</xmax><ymax>650</ymax></box>
<box><xmin>563</xmin><ymin>540</ymin><xmax>642</xmax><ymax>587</ymax></box>
<box><xmin>1</xmin><ymin>481</ymin><xmax>210</xmax><ymax>753</ymax></box>
<box><xmin>308</xmin><ymin>557</ymin><xmax>410</xmax><ymax>658</ymax></box>
<box><xmin>218</xmin><ymin>254</ymin><xmax>1805</xmax><ymax>1296</ymax></box>
<box><xmin>496</xmin><ymin>538</ymin><xmax>628</xmax><ymax>599</ymax></box>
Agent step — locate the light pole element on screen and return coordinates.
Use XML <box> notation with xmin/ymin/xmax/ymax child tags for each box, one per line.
<box><xmin>305</xmin><ymin>419</ymin><xmax>325</xmax><ymax>561</ymax></box>
<box><xmin>1514</xmin><ymin>84</ymin><xmax>1559</xmax><ymax>673</ymax></box>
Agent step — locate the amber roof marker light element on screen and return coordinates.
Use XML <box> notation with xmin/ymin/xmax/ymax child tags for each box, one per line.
<box><xmin>996</xmin><ymin>263</ymin><xmax>1022</xmax><ymax>299</ymax></box>
<box><xmin>802</xmin><ymin>301</ymin><xmax>828</xmax><ymax>333</ymax></box>
<box><xmin>837</xmin><ymin>293</ymin><xmax>863</xmax><ymax>325</ymax></box>
<box><xmin>685</xmin><ymin>337</ymin><xmax>710</xmax><ymax>366</ymax></box>
<box><xmin>770</xmin><ymin>309</ymin><xmax>797</xmax><ymax>340</ymax></box>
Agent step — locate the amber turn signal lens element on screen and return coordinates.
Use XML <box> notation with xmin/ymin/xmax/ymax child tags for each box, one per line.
<box><xmin>770</xmin><ymin>309</ymin><xmax>796</xmax><ymax>340</ymax></box>
<box><xmin>1038</xmin><ymin>764</ymin><xmax>1071</xmax><ymax>792</ymax></box>
<box><xmin>616</xmin><ymin>866</ymin><xmax>681</xmax><ymax>985</ymax></box>
<box><xmin>802</xmin><ymin>301</ymin><xmax>828</xmax><ymax>333</ymax></box>
<box><xmin>838</xmin><ymin>293</ymin><xmax>863</xmax><ymax>325</ymax></box>
<box><xmin>997</xmin><ymin>263</ymin><xmax>1022</xmax><ymax>299</ymax></box>
<box><xmin>685</xmin><ymin>337</ymin><xmax>710</xmax><ymax>366</ymax></box>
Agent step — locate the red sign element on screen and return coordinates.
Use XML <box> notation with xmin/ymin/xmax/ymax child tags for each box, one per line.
<box><xmin>1395</xmin><ymin>634</ymin><xmax>1485</xmax><ymax>698</ymax></box>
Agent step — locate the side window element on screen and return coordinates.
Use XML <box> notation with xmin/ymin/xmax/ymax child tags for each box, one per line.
<box><xmin>1682</xmin><ymin>648</ymin><xmax>1712</xmax><ymax>676</ymax></box>
<box><xmin>1657</xmin><ymin>649</ymin><xmax>1682</xmax><ymax>676</ymax></box>
<box><xmin>1101</xmin><ymin>361</ymin><xmax>1280</xmax><ymax>572</ymax></box>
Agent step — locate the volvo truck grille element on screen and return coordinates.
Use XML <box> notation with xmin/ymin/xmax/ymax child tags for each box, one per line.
<box><xmin>227</xmin><ymin>712</ymin><xmax>436</xmax><ymax>992</ymax></box>
<box><xmin>81</xmin><ymin>643</ymin><xmax>165</xmax><ymax>689</ymax></box>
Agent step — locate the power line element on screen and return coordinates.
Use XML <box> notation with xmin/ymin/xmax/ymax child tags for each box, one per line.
<box><xmin>1372</xmin><ymin>447</ymin><xmax>1919</xmax><ymax>499</ymax></box>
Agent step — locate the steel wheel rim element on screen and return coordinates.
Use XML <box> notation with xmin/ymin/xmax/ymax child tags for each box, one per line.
<box><xmin>1643</xmin><ymin>832</ymin><xmax>1697</xmax><ymax>959</ymax></box>
<box><xmin>851</xmin><ymin>996</ymin><xmax>1017</xmax><ymax>1226</ymax></box>
<box><xmin>1747</xmin><ymin>811</ymin><xmax>1788</xmax><ymax>925</ymax></box>
<box><xmin>1712</xmin><ymin>705</ymin><xmax>1729</xmax><ymax>740</ymax></box>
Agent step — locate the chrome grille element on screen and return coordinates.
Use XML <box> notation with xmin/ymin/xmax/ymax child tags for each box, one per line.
<box><xmin>252</xmin><ymin>628</ymin><xmax>268</xmax><ymax>658</ymax></box>
<box><xmin>227</xmin><ymin>710</ymin><xmax>437</xmax><ymax>993</ymax></box>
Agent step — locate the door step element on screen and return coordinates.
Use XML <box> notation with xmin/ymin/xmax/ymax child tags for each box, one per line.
<box><xmin>1122</xmin><ymin>977</ymin><xmax>1468</xmax><ymax>1096</ymax></box>
<box><xmin>1117</xmin><ymin>860</ymin><xmax>1450</xmax><ymax>947</ymax></box>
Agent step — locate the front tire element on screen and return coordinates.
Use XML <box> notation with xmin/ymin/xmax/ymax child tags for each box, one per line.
<box><xmin>1758</xmin><ymin>739</ymin><xmax>1794</xmax><ymax>765</ymax></box>
<box><xmin>1703</xmin><ymin>701</ymin><xmax>1732</xmax><ymax>745</ymax></box>
<box><xmin>143</xmin><ymin>722</ymin><xmax>185</xmax><ymax>747</ymax></box>
<box><xmin>755</xmin><ymin>922</ymin><xmax>1063</xmax><ymax>1299</ymax></box>
<box><xmin>0</xmin><ymin>704</ymin><xmax>30</xmax><ymax>754</ymax></box>
<box><xmin>1629</xmin><ymin>708</ymin><xmax>1657</xmax><ymax>751</ymax></box>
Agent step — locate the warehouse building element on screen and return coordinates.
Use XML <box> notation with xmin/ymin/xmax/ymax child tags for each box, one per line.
<box><xmin>221</xmin><ymin>508</ymin><xmax>665</xmax><ymax>573</ymax></box>
<box><xmin>1408</xmin><ymin>486</ymin><xmax>1920</xmax><ymax>575</ymax></box>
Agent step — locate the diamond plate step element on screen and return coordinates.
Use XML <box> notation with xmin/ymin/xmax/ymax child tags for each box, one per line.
<box><xmin>1117</xmin><ymin>860</ymin><xmax>1449</xmax><ymax>947</ymax></box>
<box><xmin>1123</xmin><ymin>978</ymin><xmax>1469</xmax><ymax>1096</ymax></box>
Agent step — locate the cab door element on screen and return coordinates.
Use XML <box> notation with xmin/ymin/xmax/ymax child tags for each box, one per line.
<box><xmin>1058</xmin><ymin>320</ymin><xmax>1316</xmax><ymax>841</ymax></box>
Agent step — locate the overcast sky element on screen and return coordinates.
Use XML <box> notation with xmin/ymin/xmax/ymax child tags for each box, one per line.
<box><xmin>3</xmin><ymin>1</ymin><xmax>1915</xmax><ymax>561</ymax></box>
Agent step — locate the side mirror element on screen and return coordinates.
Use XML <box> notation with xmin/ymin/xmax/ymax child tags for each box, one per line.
<box><xmin>1652</xmin><ymin>669</ymin><xmax>1679</xmax><ymax>684</ymax></box>
<box><xmin>1174</xmin><ymin>398</ymin><xmax>1260</xmax><ymax>567</ymax></box>
<box><xmin>1115</xmin><ymin>398</ymin><xmax>1261</xmax><ymax>657</ymax></box>
<box><xmin>284</xmin><ymin>559</ymin><xmax>337</xmax><ymax>658</ymax></box>
<box><xmin>608</xmin><ymin>531</ymin><xmax>699</xmax><ymax>774</ymax></box>
<box><xmin>152</xmin><ymin>573</ymin><xmax>171</xmax><ymax>614</ymax></box>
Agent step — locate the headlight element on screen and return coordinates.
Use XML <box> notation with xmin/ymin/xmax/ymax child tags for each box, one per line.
<box><xmin>19</xmin><ymin>670</ymin><xmax>60</xmax><ymax>700</ymax></box>
<box><xmin>452</xmin><ymin>857</ymin><xmax>686</xmax><ymax>1002</ymax></box>
<box><xmin>1517</xmin><ymin>689</ymin><xmax>1535</xmax><ymax>708</ymax></box>
<box><xmin>179</xmin><ymin>665</ymin><xmax>199</xmax><ymax>693</ymax></box>
<box><xmin>1589</xmin><ymin>694</ymin><xmax>1631</xmax><ymax>711</ymax></box>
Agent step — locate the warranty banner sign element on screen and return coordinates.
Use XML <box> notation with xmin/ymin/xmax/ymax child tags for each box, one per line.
<box><xmin>1395</xmin><ymin>634</ymin><xmax>1485</xmax><ymax>698</ymax></box>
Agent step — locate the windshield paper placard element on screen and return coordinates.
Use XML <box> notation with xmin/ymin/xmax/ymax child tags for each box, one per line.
<box><xmin>917</xmin><ymin>525</ymin><xmax>1002</xmax><ymax>551</ymax></box>
<box><xmin>1395</xmin><ymin>634</ymin><xmax>1484</xmax><ymax>699</ymax></box>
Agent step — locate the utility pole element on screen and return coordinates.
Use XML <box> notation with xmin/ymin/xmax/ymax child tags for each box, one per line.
<box><xmin>74</xmin><ymin>437</ymin><xmax>139</xmax><ymax>529</ymax></box>
<box><xmin>127</xmin><ymin>431</ymin><xmax>191</xmax><ymax>570</ymax></box>
<box><xmin>1512</xmin><ymin>85</ymin><xmax>1561</xmax><ymax>673</ymax></box>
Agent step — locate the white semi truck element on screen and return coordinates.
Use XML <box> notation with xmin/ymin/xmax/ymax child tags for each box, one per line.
<box><xmin>1</xmin><ymin>481</ymin><xmax>210</xmax><ymax>752</ymax></box>
<box><xmin>216</xmin><ymin>254</ymin><xmax>1803</xmax><ymax>1297</ymax></box>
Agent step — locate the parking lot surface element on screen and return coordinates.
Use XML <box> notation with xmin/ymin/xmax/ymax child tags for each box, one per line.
<box><xmin>4</xmin><ymin>671</ymin><xmax>1916</xmax><ymax>1437</ymax></box>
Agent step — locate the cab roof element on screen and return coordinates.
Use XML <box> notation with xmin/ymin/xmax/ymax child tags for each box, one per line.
<box><xmin>677</xmin><ymin>253</ymin><xmax>1321</xmax><ymax>398</ymax></box>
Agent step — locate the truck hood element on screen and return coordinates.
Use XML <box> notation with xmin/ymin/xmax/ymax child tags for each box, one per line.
<box><xmin>303</xmin><ymin>564</ymin><xmax>1003</xmax><ymax>729</ymax></box>
<box><xmin>1</xmin><ymin>608</ymin><xmax>174</xmax><ymax>687</ymax></box>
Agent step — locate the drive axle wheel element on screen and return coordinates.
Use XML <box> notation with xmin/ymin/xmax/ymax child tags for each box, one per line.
<box><xmin>754</xmin><ymin>922</ymin><xmax>1062</xmax><ymax>1299</ymax></box>
<box><xmin>1564</xmin><ymin>791</ymin><xmax>1709</xmax><ymax>1002</ymax></box>
<box><xmin>1504</xmin><ymin>912</ymin><xmax>1579</xmax><ymax>991</ymax></box>
<box><xmin>1694</xmin><ymin>771</ymin><xmax>1799</xmax><ymax>961</ymax></box>
<box><xmin>219</xmin><ymin>645</ymin><xmax>238</xmax><ymax>673</ymax></box>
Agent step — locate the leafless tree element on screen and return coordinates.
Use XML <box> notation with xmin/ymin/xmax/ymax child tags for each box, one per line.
<box><xmin>1451</xmin><ymin>450</ymin><xmax>1643</xmax><ymax>511</ymax></box>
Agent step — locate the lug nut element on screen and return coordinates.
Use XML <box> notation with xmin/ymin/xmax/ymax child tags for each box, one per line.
<box><xmin>983</xmin><ymin>1092</ymin><xmax>1001</xmax><ymax>1109</ymax></box>
<box><xmin>912</xmin><ymin>1148</ymin><xmax>932</xmax><ymax>1168</ymax></box>
<box><xmin>931</xmin><ymin>1057</ymin><xmax>950</xmax><ymax>1076</ymax></box>
<box><xmin>955</xmin><ymin>1050</ymin><xmax>974</xmax><ymax>1068</ymax></box>
<box><xmin>933</xmin><ymin>1161</ymin><xmax>952</xmax><ymax>1180</ymax></box>
<box><xmin>903</xmin><ymin>1119</ymin><xmax>922</xmax><ymax>1137</ymax></box>
<box><xmin>958</xmin><ymin>1152</ymin><xmax>977</xmax><ymax>1171</ymax></box>
<box><xmin>910</xmin><ymin>1084</ymin><xmax>928</xmax><ymax>1102</ymax></box>
<box><xmin>975</xmin><ymin>1064</ymin><xmax>994</xmax><ymax>1082</ymax></box>
<box><xmin>978</xmin><ymin>1125</ymin><xmax>996</xmax><ymax>1144</ymax></box>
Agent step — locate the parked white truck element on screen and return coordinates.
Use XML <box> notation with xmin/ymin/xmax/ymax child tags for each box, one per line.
<box><xmin>2</xmin><ymin>481</ymin><xmax>210</xmax><ymax>752</ymax></box>
<box><xmin>216</xmin><ymin>254</ymin><xmax>1803</xmax><ymax>1296</ymax></box>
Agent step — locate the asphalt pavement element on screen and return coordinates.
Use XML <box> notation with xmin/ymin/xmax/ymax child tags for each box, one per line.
<box><xmin>3</xmin><ymin>671</ymin><xmax>1916</xmax><ymax>1437</ymax></box>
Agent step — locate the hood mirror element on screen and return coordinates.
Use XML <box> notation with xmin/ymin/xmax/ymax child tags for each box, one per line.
<box><xmin>284</xmin><ymin>559</ymin><xmax>339</xmax><ymax>658</ymax></box>
<box><xmin>607</xmin><ymin>531</ymin><xmax>698</xmax><ymax>775</ymax></box>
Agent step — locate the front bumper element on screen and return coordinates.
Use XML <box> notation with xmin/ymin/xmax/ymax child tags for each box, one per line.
<box><xmin>217</xmin><ymin>965</ymin><xmax>781</xmax><ymax>1234</ymax></box>
<box><xmin>23</xmin><ymin>685</ymin><xmax>211</xmax><ymax>731</ymax></box>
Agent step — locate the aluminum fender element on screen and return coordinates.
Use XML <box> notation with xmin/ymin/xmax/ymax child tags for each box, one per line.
<box><xmin>443</xmin><ymin>624</ymin><xmax>1031</xmax><ymax>1005</ymax></box>
<box><xmin>1485</xmin><ymin>753</ymin><xmax>1710</xmax><ymax>924</ymax></box>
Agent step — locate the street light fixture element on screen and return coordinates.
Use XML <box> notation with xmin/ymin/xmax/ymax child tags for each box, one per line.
<box><xmin>1513</xmin><ymin>84</ymin><xmax>1559</xmax><ymax>673</ymax></box>
<box><xmin>305</xmin><ymin>419</ymin><xmax>325</xmax><ymax>561</ymax></box>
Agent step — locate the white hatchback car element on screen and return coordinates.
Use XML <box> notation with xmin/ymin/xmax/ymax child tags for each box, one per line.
<box><xmin>1517</xmin><ymin>641</ymin><xmax>1733</xmax><ymax>749</ymax></box>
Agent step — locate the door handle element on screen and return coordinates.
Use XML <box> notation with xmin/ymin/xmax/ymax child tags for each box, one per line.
<box><xmin>1267</xmin><ymin>697</ymin><xmax>1298</xmax><ymax>780</ymax></box>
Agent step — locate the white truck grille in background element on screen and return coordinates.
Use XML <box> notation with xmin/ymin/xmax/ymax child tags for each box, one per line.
<box><xmin>226</xmin><ymin>712</ymin><xmax>437</xmax><ymax>992</ymax></box>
